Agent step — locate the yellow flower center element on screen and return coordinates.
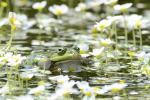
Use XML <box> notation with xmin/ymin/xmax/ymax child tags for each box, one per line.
<box><xmin>101</xmin><ymin>41</ymin><xmax>108</xmax><ymax>47</ymax></box>
<box><xmin>63</xmin><ymin>90</ymin><xmax>70</xmax><ymax>96</ymax></box>
<box><xmin>92</xmin><ymin>26</ymin><xmax>98</xmax><ymax>34</ymax></box>
<box><xmin>37</xmin><ymin>6</ymin><xmax>43</xmax><ymax>12</ymax></box>
<box><xmin>128</xmin><ymin>51</ymin><xmax>135</xmax><ymax>57</ymax></box>
<box><xmin>9</xmin><ymin>17</ymin><xmax>16</xmax><ymax>25</ymax></box>
<box><xmin>34</xmin><ymin>91</ymin><xmax>43</xmax><ymax>96</ymax></box>
<box><xmin>38</xmin><ymin>81</ymin><xmax>45</xmax><ymax>86</ymax></box>
<box><xmin>111</xmin><ymin>87</ymin><xmax>121</xmax><ymax>93</ymax></box>
<box><xmin>119</xmin><ymin>80</ymin><xmax>125</xmax><ymax>84</ymax></box>
<box><xmin>99</xmin><ymin>24</ymin><xmax>105</xmax><ymax>31</ymax></box>
<box><xmin>85</xmin><ymin>91</ymin><xmax>92</xmax><ymax>97</ymax></box>
<box><xmin>120</xmin><ymin>6</ymin><xmax>127</xmax><ymax>12</ymax></box>
<box><xmin>143</xmin><ymin>67</ymin><xmax>150</xmax><ymax>75</ymax></box>
<box><xmin>58</xmin><ymin>79</ymin><xmax>65</xmax><ymax>84</ymax></box>
<box><xmin>135</xmin><ymin>20</ymin><xmax>141</xmax><ymax>29</ymax></box>
<box><xmin>80</xmin><ymin>49</ymin><xmax>86</xmax><ymax>54</ymax></box>
<box><xmin>55</xmin><ymin>9</ymin><xmax>63</xmax><ymax>16</ymax></box>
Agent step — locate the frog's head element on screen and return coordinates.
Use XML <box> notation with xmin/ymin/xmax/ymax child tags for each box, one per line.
<box><xmin>56</xmin><ymin>46</ymin><xmax>80</xmax><ymax>56</ymax></box>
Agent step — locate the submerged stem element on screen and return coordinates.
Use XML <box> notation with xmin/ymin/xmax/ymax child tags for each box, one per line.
<box><xmin>0</xmin><ymin>7</ymin><xmax>4</xmax><ymax>18</ymax></box>
<box><xmin>132</xmin><ymin>29</ymin><xmax>136</xmax><ymax>48</ymax></box>
<box><xmin>123</xmin><ymin>13</ymin><xmax>128</xmax><ymax>49</ymax></box>
<box><xmin>6</xmin><ymin>28</ymin><xmax>14</xmax><ymax>51</ymax></box>
<box><xmin>6</xmin><ymin>0</ymin><xmax>10</xmax><ymax>13</ymax></box>
<box><xmin>113</xmin><ymin>22</ymin><xmax>118</xmax><ymax>49</ymax></box>
<box><xmin>105</xmin><ymin>50</ymin><xmax>108</xmax><ymax>66</ymax></box>
<box><xmin>139</xmin><ymin>28</ymin><xmax>142</xmax><ymax>50</ymax></box>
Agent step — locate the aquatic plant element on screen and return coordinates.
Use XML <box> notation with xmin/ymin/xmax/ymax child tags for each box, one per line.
<box><xmin>114</xmin><ymin>3</ymin><xmax>132</xmax><ymax>50</ymax></box>
<box><xmin>95</xmin><ymin>19</ymin><xmax>111</xmax><ymax>32</ymax></box>
<box><xmin>32</xmin><ymin>1</ymin><xmax>47</xmax><ymax>12</ymax></box>
<box><xmin>6</xmin><ymin>12</ymin><xmax>17</xmax><ymax>50</ymax></box>
<box><xmin>75</xmin><ymin>3</ymin><xmax>87</xmax><ymax>12</ymax></box>
<box><xmin>49</xmin><ymin>4</ymin><xmax>69</xmax><ymax>16</ymax></box>
<box><xmin>105</xmin><ymin>0</ymin><xmax>118</xmax><ymax>6</ymax></box>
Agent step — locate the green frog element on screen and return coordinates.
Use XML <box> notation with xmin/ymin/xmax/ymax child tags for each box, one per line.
<box><xmin>38</xmin><ymin>47</ymin><xmax>90</xmax><ymax>73</ymax></box>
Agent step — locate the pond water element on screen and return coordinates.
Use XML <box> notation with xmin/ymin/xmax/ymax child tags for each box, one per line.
<box><xmin>0</xmin><ymin>0</ymin><xmax>150</xmax><ymax>100</ymax></box>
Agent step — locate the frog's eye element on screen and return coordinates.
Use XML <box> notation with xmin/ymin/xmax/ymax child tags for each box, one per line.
<box><xmin>74</xmin><ymin>47</ymin><xmax>80</xmax><ymax>53</ymax></box>
<box><xmin>57</xmin><ymin>48</ymin><xmax>67</xmax><ymax>55</ymax></box>
<box><xmin>58</xmin><ymin>48</ymin><xmax>62</xmax><ymax>52</ymax></box>
<box><xmin>58</xmin><ymin>48</ymin><xmax>66</xmax><ymax>52</ymax></box>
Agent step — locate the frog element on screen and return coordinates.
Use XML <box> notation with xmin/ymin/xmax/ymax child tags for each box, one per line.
<box><xmin>37</xmin><ymin>47</ymin><xmax>90</xmax><ymax>73</ymax></box>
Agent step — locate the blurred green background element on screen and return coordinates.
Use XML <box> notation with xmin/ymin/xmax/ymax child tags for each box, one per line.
<box><xmin>4</xmin><ymin>0</ymin><xmax>149</xmax><ymax>17</ymax></box>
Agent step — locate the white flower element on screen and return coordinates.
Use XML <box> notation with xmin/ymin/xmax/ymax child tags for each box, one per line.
<box><xmin>3</xmin><ymin>13</ymin><xmax>33</xmax><ymax>30</ymax></box>
<box><xmin>135</xmin><ymin>51</ymin><xmax>150</xmax><ymax>64</ymax></box>
<box><xmin>0</xmin><ymin>18</ymin><xmax>9</xmax><ymax>27</ymax></box>
<box><xmin>75</xmin><ymin>3</ymin><xmax>87</xmax><ymax>12</ymax></box>
<box><xmin>113</xmin><ymin>96</ymin><xmax>121</xmax><ymax>100</ymax></box>
<box><xmin>76</xmin><ymin>81</ymin><xmax>96</xmax><ymax>100</ymax></box>
<box><xmin>78</xmin><ymin>43</ymin><xmax>89</xmax><ymax>54</ymax></box>
<box><xmin>57</xmin><ymin>80</ymin><xmax>77</xmax><ymax>94</ymax></box>
<box><xmin>49</xmin><ymin>4</ymin><xmax>69</xmax><ymax>16</ymax></box>
<box><xmin>15</xmin><ymin>14</ymin><xmax>35</xmax><ymax>30</ymax></box>
<box><xmin>7</xmin><ymin>54</ymin><xmax>26</xmax><ymax>66</ymax></box>
<box><xmin>129</xmin><ymin>14</ymin><xmax>142</xmax><ymax>29</ymax></box>
<box><xmin>95</xmin><ymin>19</ymin><xmax>111</xmax><ymax>31</ymax></box>
<box><xmin>76</xmin><ymin>81</ymin><xmax>90</xmax><ymax>90</ymax></box>
<box><xmin>32</xmin><ymin>1</ymin><xmax>47</xmax><ymax>11</ymax></box>
<box><xmin>100</xmin><ymin>38</ymin><xmax>114</xmax><ymax>47</ymax></box>
<box><xmin>0</xmin><ymin>52</ymin><xmax>26</xmax><ymax>66</ymax></box>
<box><xmin>117</xmin><ymin>14</ymin><xmax>143</xmax><ymax>30</ymax></box>
<box><xmin>91</xmin><ymin>47</ymin><xmax>105</xmax><ymax>57</ymax></box>
<box><xmin>101</xmin><ymin>82</ymin><xmax>127</xmax><ymax>93</ymax></box>
<box><xmin>4</xmin><ymin>52</ymin><xmax>13</xmax><ymax>59</ymax></box>
<box><xmin>88</xmin><ymin>3</ymin><xmax>101</xmax><ymax>12</ymax></box>
<box><xmin>8</xmin><ymin>12</ymin><xmax>17</xmax><ymax>26</ymax></box>
<box><xmin>141</xmin><ymin>65</ymin><xmax>150</xmax><ymax>75</ymax></box>
<box><xmin>134</xmin><ymin>19</ymin><xmax>142</xmax><ymax>29</ymax></box>
<box><xmin>14</xmin><ymin>0</ymin><xmax>30</xmax><ymax>7</ymax></box>
<box><xmin>114</xmin><ymin>3</ymin><xmax>132</xmax><ymax>12</ymax></box>
<box><xmin>0</xmin><ymin>82</ymin><xmax>9</xmax><ymax>96</ymax></box>
<box><xmin>49</xmin><ymin>75</ymin><xmax>69</xmax><ymax>84</ymax></box>
<box><xmin>105</xmin><ymin>83</ymin><xmax>128</xmax><ymax>92</ymax></box>
<box><xmin>87</xmin><ymin>0</ymin><xmax>102</xmax><ymax>9</ymax></box>
<box><xmin>104</xmin><ymin>0</ymin><xmax>118</xmax><ymax>6</ymax></box>
<box><xmin>50</xmin><ymin>80</ymin><xmax>78</xmax><ymax>99</ymax></box>
<box><xmin>107</xmin><ymin>15</ymin><xmax>122</xmax><ymax>24</ymax></box>
<box><xmin>28</xmin><ymin>85</ymin><xmax>45</xmax><ymax>95</ymax></box>
<box><xmin>109</xmin><ymin>83</ymin><xmax>127</xmax><ymax>92</ymax></box>
<box><xmin>135</xmin><ymin>51</ymin><xmax>145</xmax><ymax>61</ymax></box>
<box><xmin>82</xmin><ymin>87</ymin><xmax>95</xmax><ymax>100</ymax></box>
<box><xmin>8</xmin><ymin>12</ymin><xmax>21</xmax><ymax>30</ymax></box>
<box><xmin>0</xmin><ymin>52</ymin><xmax>13</xmax><ymax>65</ymax></box>
<box><xmin>16</xmin><ymin>95</ymin><xmax>34</xmax><ymax>100</ymax></box>
<box><xmin>20</xmin><ymin>72</ymin><xmax>34</xmax><ymax>80</ymax></box>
